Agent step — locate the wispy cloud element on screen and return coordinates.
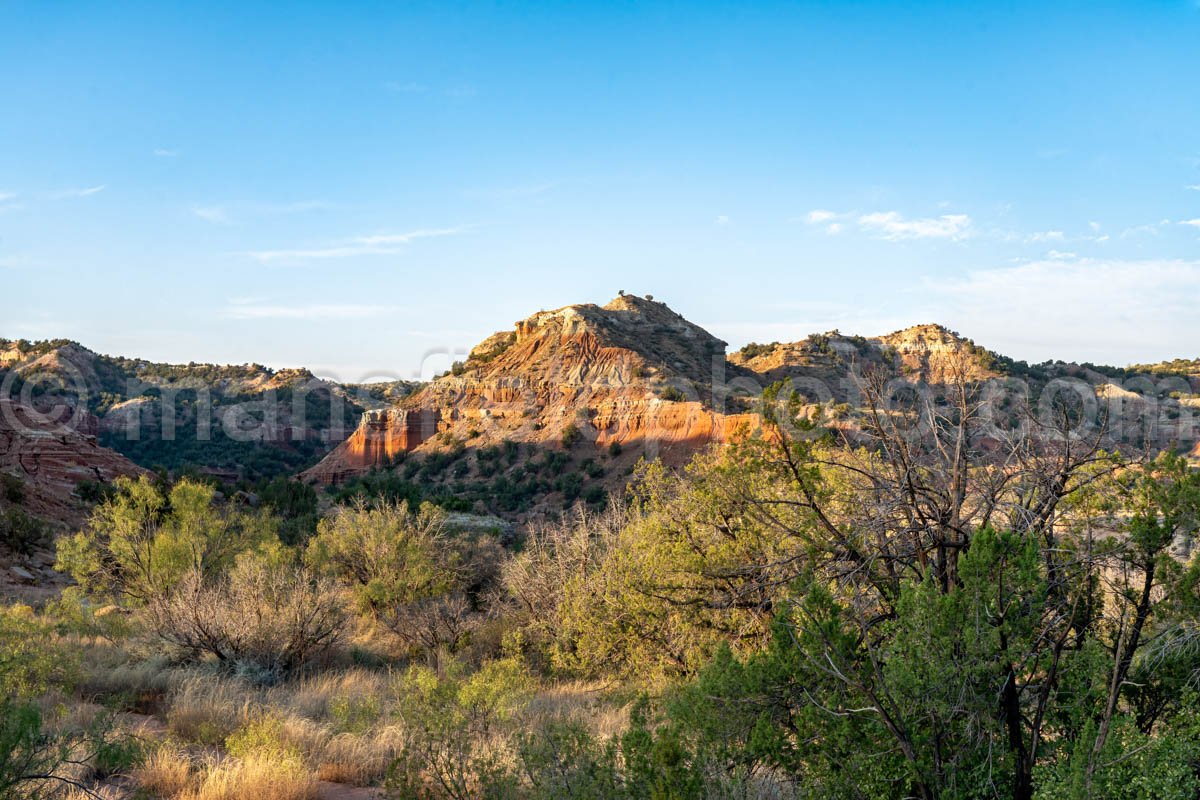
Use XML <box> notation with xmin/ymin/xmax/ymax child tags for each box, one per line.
<box><xmin>193</xmin><ymin>206</ymin><xmax>232</xmax><ymax>225</ymax></box>
<box><xmin>931</xmin><ymin>256</ymin><xmax>1200</xmax><ymax>363</ymax></box>
<box><xmin>1180</xmin><ymin>218</ymin><xmax>1200</xmax><ymax>228</ymax></box>
<box><xmin>857</xmin><ymin>211</ymin><xmax>972</xmax><ymax>241</ymax></box>
<box><xmin>50</xmin><ymin>185</ymin><xmax>105</xmax><ymax>199</ymax></box>
<box><xmin>463</xmin><ymin>182</ymin><xmax>555</xmax><ymax>201</ymax></box>
<box><xmin>1120</xmin><ymin>219</ymin><xmax>1171</xmax><ymax>238</ymax></box>
<box><xmin>154</xmin><ymin>148</ymin><xmax>178</xmax><ymax>157</ymax></box>
<box><xmin>193</xmin><ymin>200</ymin><xmax>328</xmax><ymax>225</ymax></box>
<box><xmin>715</xmin><ymin>215</ymin><xmax>730</xmax><ymax>226</ymax></box>
<box><xmin>221</xmin><ymin>301</ymin><xmax>400</xmax><ymax>320</ymax></box>
<box><xmin>801</xmin><ymin>208</ymin><xmax>854</xmax><ymax>234</ymax></box>
<box><xmin>247</xmin><ymin>226</ymin><xmax>465</xmax><ymax>263</ymax></box>
<box><xmin>1186</xmin><ymin>184</ymin><xmax>1200</xmax><ymax>192</ymax></box>
<box><xmin>1026</xmin><ymin>230</ymin><xmax>1065</xmax><ymax>243</ymax></box>
<box><xmin>0</xmin><ymin>192</ymin><xmax>19</xmax><ymax>214</ymax></box>
<box><xmin>802</xmin><ymin>208</ymin><xmax>972</xmax><ymax>239</ymax></box>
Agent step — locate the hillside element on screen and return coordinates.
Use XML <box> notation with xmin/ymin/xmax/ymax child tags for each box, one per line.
<box><xmin>0</xmin><ymin>338</ymin><xmax>416</xmax><ymax>481</ymax></box>
<box><xmin>301</xmin><ymin>294</ymin><xmax>762</xmax><ymax>495</ymax></box>
<box><xmin>728</xmin><ymin>323</ymin><xmax>1003</xmax><ymax>394</ymax></box>
<box><xmin>0</xmin><ymin>398</ymin><xmax>146</xmax><ymax>523</ymax></box>
<box><xmin>6</xmin><ymin>298</ymin><xmax>1199</xmax><ymax>524</ymax></box>
<box><xmin>302</xmin><ymin>296</ymin><xmax>1200</xmax><ymax>520</ymax></box>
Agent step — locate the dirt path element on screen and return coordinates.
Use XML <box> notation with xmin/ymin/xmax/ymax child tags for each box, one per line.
<box><xmin>316</xmin><ymin>781</ymin><xmax>384</xmax><ymax>800</ymax></box>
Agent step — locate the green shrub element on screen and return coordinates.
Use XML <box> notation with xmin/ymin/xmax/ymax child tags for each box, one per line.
<box><xmin>329</xmin><ymin>693</ymin><xmax>383</xmax><ymax>734</ymax></box>
<box><xmin>75</xmin><ymin>479</ymin><xmax>115</xmax><ymax>504</ymax></box>
<box><xmin>55</xmin><ymin>475</ymin><xmax>275</xmax><ymax>605</ymax></box>
<box><xmin>658</xmin><ymin>386</ymin><xmax>686</xmax><ymax>402</ymax></box>
<box><xmin>0</xmin><ymin>508</ymin><xmax>51</xmax><ymax>554</ymax></box>
<box><xmin>1</xmin><ymin>472</ymin><xmax>24</xmax><ymax>503</ymax></box>
<box><xmin>93</xmin><ymin>729</ymin><xmax>145</xmax><ymax>778</ymax></box>
<box><xmin>561</xmin><ymin>423</ymin><xmax>582</xmax><ymax>448</ymax></box>
<box><xmin>258</xmin><ymin>477</ymin><xmax>319</xmax><ymax>545</ymax></box>
<box><xmin>735</xmin><ymin>342</ymin><xmax>778</xmax><ymax>360</ymax></box>
<box><xmin>556</xmin><ymin>473</ymin><xmax>583</xmax><ymax>503</ymax></box>
<box><xmin>582</xmin><ymin>486</ymin><xmax>606</xmax><ymax>507</ymax></box>
<box><xmin>0</xmin><ymin>604</ymin><xmax>75</xmax><ymax>698</ymax></box>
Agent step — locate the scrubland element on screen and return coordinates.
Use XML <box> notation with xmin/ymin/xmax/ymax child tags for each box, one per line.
<box><xmin>6</xmin><ymin>385</ymin><xmax>1200</xmax><ymax>799</ymax></box>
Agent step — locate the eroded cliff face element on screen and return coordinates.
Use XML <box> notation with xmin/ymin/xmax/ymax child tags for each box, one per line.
<box><xmin>301</xmin><ymin>298</ymin><xmax>1199</xmax><ymax>489</ymax></box>
<box><xmin>303</xmin><ymin>295</ymin><xmax>764</xmax><ymax>483</ymax></box>
<box><xmin>0</xmin><ymin>399</ymin><xmax>147</xmax><ymax>525</ymax></box>
<box><xmin>301</xmin><ymin>408</ymin><xmax>438</xmax><ymax>484</ymax></box>
<box><xmin>728</xmin><ymin>324</ymin><xmax>1000</xmax><ymax>398</ymax></box>
<box><xmin>877</xmin><ymin>324</ymin><xmax>1002</xmax><ymax>384</ymax></box>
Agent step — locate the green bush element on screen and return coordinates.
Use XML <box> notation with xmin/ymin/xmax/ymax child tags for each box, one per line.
<box><xmin>329</xmin><ymin>693</ymin><xmax>383</xmax><ymax>734</ymax></box>
<box><xmin>0</xmin><ymin>508</ymin><xmax>51</xmax><ymax>555</ymax></box>
<box><xmin>582</xmin><ymin>485</ymin><xmax>606</xmax><ymax>507</ymax></box>
<box><xmin>1</xmin><ymin>472</ymin><xmax>24</xmax><ymax>503</ymax></box>
<box><xmin>556</xmin><ymin>473</ymin><xmax>583</xmax><ymax>503</ymax></box>
<box><xmin>658</xmin><ymin>386</ymin><xmax>686</xmax><ymax>402</ymax></box>
<box><xmin>561</xmin><ymin>423</ymin><xmax>582</xmax><ymax>448</ymax></box>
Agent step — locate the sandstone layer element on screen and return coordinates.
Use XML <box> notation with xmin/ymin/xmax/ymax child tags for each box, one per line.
<box><xmin>0</xmin><ymin>398</ymin><xmax>147</xmax><ymax>525</ymax></box>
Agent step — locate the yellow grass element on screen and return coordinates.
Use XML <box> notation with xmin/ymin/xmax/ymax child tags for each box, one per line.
<box><xmin>267</xmin><ymin>667</ymin><xmax>392</xmax><ymax>721</ymax></box>
<box><xmin>178</xmin><ymin>753</ymin><xmax>318</xmax><ymax>800</ymax></box>
<box><xmin>135</xmin><ymin>745</ymin><xmax>195</xmax><ymax>798</ymax></box>
<box><xmin>166</xmin><ymin>674</ymin><xmax>255</xmax><ymax>744</ymax></box>
<box><xmin>524</xmin><ymin>679</ymin><xmax>628</xmax><ymax>740</ymax></box>
<box><xmin>314</xmin><ymin>727</ymin><xmax>405</xmax><ymax>785</ymax></box>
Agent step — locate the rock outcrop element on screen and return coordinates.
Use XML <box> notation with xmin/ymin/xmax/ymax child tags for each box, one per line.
<box><xmin>728</xmin><ymin>324</ymin><xmax>1000</xmax><ymax>398</ymax></box>
<box><xmin>0</xmin><ymin>398</ymin><xmax>147</xmax><ymax>525</ymax></box>
<box><xmin>303</xmin><ymin>294</ymin><xmax>764</xmax><ymax>483</ymax></box>
<box><xmin>0</xmin><ymin>338</ymin><xmax>418</xmax><ymax>480</ymax></box>
<box><xmin>301</xmin><ymin>408</ymin><xmax>438</xmax><ymax>484</ymax></box>
<box><xmin>305</xmin><ymin>294</ymin><xmax>1200</xmax><ymax>495</ymax></box>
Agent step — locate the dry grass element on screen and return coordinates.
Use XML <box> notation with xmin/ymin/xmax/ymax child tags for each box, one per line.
<box><xmin>53</xmin><ymin>700</ymin><xmax>105</xmax><ymax>734</ymax></box>
<box><xmin>524</xmin><ymin>679</ymin><xmax>628</xmax><ymax>740</ymax></box>
<box><xmin>313</xmin><ymin>727</ymin><xmax>405</xmax><ymax>785</ymax></box>
<box><xmin>267</xmin><ymin>668</ymin><xmax>392</xmax><ymax>722</ymax></box>
<box><xmin>166</xmin><ymin>674</ymin><xmax>255</xmax><ymax>744</ymax></box>
<box><xmin>177</xmin><ymin>753</ymin><xmax>318</xmax><ymax>800</ymax></box>
<box><xmin>75</xmin><ymin>636</ymin><xmax>176</xmax><ymax>709</ymax></box>
<box><xmin>222</xmin><ymin>700</ymin><xmax>402</xmax><ymax>787</ymax></box>
<box><xmin>135</xmin><ymin>744</ymin><xmax>195</xmax><ymax>798</ymax></box>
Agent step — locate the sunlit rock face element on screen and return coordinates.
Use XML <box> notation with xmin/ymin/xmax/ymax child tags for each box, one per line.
<box><xmin>303</xmin><ymin>294</ymin><xmax>768</xmax><ymax>483</ymax></box>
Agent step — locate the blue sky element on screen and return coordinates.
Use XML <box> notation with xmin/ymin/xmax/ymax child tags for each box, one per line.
<box><xmin>2</xmin><ymin>1</ymin><xmax>1199</xmax><ymax>381</ymax></box>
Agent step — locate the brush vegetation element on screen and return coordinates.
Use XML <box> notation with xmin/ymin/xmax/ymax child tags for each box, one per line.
<box><xmin>7</xmin><ymin>377</ymin><xmax>1200</xmax><ymax>799</ymax></box>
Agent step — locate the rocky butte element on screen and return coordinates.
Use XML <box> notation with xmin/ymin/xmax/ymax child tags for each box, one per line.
<box><xmin>304</xmin><ymin>292</ymin><xmax>1200</xmax><ymax>496</ymax></box>
<box><xmin>301</xmin><ymin>295</ymin><xmax>1025</xmax><ymax>486</ymax></box>
<box><xmin>302</xmin><ymin>294</ymin><xmax>767</xmax><ymax>484</ymax></box>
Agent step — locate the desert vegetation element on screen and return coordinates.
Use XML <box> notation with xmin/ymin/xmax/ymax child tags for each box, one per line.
<box><xmin>5</xmin><ymin>371</ymin><xmax>1200</xmax><ymax>799</ymax></box>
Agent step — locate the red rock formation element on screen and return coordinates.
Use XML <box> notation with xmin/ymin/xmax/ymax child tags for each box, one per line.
<box><xmin>0</xmin><ymin>398</ymin><xmax>147</xmax><ymax>525</ymax></box>
<box><xmin>302</xmin><ymin>295</ymin><xmax>763</xmax><ymax>483</ymax></box>
<box><xmin>301</xmin><ymin>298</ymin><xmax>1189</xmax><ymax>492</ymax></box>
<box><xmin>301</xmin><ymin>408</ymin><xmax>437</xmax><ymax>484</ymax></box>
